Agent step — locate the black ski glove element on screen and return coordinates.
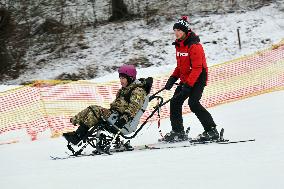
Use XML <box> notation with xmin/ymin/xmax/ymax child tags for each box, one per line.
<box><xmin>165</xmin><ymin>76</ymin><xmax>178</xmax><ymax>90</ymax></box>
<box><xmin>179</xmin><ymin>83</ymin><xmax>192</xmax><ymax>96</ymax></box>
<box><xmin>114</xmin><ymin>114</ymin><xmax>129</xmax><ymax>129</ymax></box>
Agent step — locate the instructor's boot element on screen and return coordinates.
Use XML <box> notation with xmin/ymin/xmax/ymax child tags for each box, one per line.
<box><xmin>196</xmin><ymin>127</ymin><xmax>219</xmax><ymax>141</ymax></box>
<box><xmin>63</xmin><ymin>123</ymin><xmax>89</xmax><ymax>145</ymax></box>
<box><xmin>162</xmin><ymin>130</ymin><xmax>188</xmax><ymax>142</ymax></box>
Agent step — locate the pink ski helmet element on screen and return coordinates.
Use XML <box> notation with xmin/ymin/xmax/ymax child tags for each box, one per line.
<box><xmin>118</xmin><ymin>64</ymin><xmax>137</xmax><ymax>80</ymax></box>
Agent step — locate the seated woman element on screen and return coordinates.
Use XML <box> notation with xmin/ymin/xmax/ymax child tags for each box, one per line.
<box><xmin>63</xmin><ymin>64</ymin><xmax>151</xmax><ymax>145</ymax></box>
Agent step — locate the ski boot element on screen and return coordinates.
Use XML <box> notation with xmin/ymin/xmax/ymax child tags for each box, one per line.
<box><xmin>195</xmin><ymin>127</ymin><xmax>219</xmax><ymax>142</ymax></box>
<box><xmin>63</xmin><ymin>123</ymin><xmax>89</xmax><ymax>145</ymax></box>
<box><xmin>113</xmin><ymin>137</ymin><xmax>134</xmax><ymax>152</ymax></box>
<box><xmin>112</xmin><ymin>137</ymin><xmax>125</xmax><ymax>152</ymax></box>
<box><xmin>160</xmin><ymin>130</ymin><xmax>188</xmax><ymax>142</ymax></box>
<box><xmin>123</xmin><ymin>140</ymin><xmax>134</xmax><ymax>151</ymax></box>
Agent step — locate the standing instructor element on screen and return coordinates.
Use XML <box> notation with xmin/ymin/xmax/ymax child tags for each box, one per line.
<box><xmin>163</xmin><ymin>16</ymin><xmax>219</xmax><ymax>142</ymax></box>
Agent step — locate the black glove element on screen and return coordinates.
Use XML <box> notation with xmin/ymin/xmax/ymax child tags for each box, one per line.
<box><xmin>165</xmin><ymin>76</ymin><xmax>178</xmax><ymax>90</ymax></box>
<box><xmin>114</xmin><ymin>114</ymin><xmax>128</xmax><ymax>129</ymax></box>
<box><xmin>179</xmin><ymin>83</ymin><xmax>192</xmax><ymax>96</ymax></box>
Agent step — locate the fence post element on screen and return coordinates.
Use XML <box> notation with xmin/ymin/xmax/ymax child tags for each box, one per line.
<box><xmin>237</xmin><ymin>28</ymin><xmax>241</xmax><ymax>49</ymax></box>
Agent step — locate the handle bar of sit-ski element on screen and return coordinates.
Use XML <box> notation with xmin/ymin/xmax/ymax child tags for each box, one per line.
<box><xmin>149</xmin><ymin>83</ymin><xmax>183</xmax><ymax>108</ymax></box>
<box><xmin>149</xmin><ymin>83</ymin><xmax>179</xmax><ymax>101</ymax></box>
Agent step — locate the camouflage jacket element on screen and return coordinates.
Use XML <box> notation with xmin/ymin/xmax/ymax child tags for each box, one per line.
<box><xmin>110</xmin><ymin>79</ymin><xmax>148</xmax><ymax>120</ymax></box>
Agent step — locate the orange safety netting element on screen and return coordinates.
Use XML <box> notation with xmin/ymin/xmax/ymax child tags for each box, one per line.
<box><xmin>1</xmin><ymin>40</ymin><xmax>284</xmax><ymax>142</ymax></box>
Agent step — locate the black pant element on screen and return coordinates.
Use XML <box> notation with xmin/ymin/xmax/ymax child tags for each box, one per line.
<box><xmin>170</xmin><ymin>81</ymin><xmax>216</xmax><ymax>133</ymax></box>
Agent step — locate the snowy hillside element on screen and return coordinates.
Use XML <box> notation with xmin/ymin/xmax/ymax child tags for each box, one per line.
<box><xmin>0</xmin><ymin>88</ymin><xmax>283</xmax><ymax>189</ymax></box>
<box><xmin>2</xmin><ymin>2</ymin><xmax>283</xmax><ymax>84</ymax></box>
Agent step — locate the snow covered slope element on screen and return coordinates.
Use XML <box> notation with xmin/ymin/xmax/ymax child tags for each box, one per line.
<box><xmin>0</xmin><ymin>90</ymin><xmax>283</xmax><ymax>189</ymax></box>
<box><xmin>3</xmin><ymin>2</ymin><xmax>284</xmax><ymax>84</ymax></box>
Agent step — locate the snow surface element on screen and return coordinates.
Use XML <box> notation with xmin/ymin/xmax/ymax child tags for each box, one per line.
<box><xmin>1</xmin><ymin>90</ymin><xmax>283</xmax><ymax>189</ymax></box>
<box><xmin>2</xmin><ymin>2</ymin><xmax>284</xmax><ymax>85</ymax></box>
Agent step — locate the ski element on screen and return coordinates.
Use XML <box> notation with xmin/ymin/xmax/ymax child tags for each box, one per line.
<box><xmin>50</xmin><ymin>152</ymin><xmax>96</xmax><ymax>160</ymax></box>
<box><xmin>50</xmin><ymin>144</ymin><xmax>184</xmax><ymax>160</ymax></box>
<box><xmin>158</xmin><ymin>128</ymin><xmax>255</xmax><ymax>145</ymax></box>
<box><xmin>50</xmin><ymin>146</ymin><xmax>134</xmax><ymax>160</ymax></box>
<box><xmin>50</xmin><ymin>138</ymin><xmax>255</xmax><ymax>160</ymax></box>
<box><xmin>140</xmin><ymin>138</ymin><xmax>255</xmax><ymax>152</ymax></box>
<box><xmin>215</xmin><ymin>139</ymin><xmax>255</xmax><ymax>144</ymax></box>
<box><xmin>50</xmin><ymin>154</ymin><xmax>90</xmax><ymax>160</ymax></box>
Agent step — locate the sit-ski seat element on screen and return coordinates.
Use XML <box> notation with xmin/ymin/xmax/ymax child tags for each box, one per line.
<box><xmin>106</xmin><ymin>95</ymin><xmax>149</xmax><ymax>135</ymax></box>
<box><xmin>104</xmin><ymin>77</ymin><xmax>153</xmax><ymax>135</ymax></box>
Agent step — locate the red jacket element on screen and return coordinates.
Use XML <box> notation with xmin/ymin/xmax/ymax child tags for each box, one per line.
<box><xmin>171</xmin><ymin>32</ymin><xmax>208</xmax><ymax>87</ymax></box>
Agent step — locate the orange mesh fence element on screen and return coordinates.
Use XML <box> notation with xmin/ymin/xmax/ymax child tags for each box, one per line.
<box><xmin>1</xmin><ymin>40</ymin><xmax>284</xmax><ymax>142</ymax></box>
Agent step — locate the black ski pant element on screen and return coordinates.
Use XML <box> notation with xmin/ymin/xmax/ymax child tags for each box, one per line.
<box><xmin>170</xmin><ymin>82</ymin><xmax>216</xmax><ymax>133</ymax></box>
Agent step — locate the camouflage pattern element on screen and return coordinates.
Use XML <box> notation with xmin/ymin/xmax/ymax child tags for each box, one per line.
<box><xmin>71</xmin><ymin>80</ymin><xmax>147</xmax><ymax>128</ymax></box>
<box><xmin>110</xmin><ymin>82</ymin><xmax>147</xmax><ymax>120</ymax></box>
<box><xmin>71</xmin><ymin>105</ymin><xmax>112</xmax><ymax>128</ymax></box>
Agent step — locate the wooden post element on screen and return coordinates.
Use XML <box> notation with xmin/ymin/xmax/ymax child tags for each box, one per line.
<box><xmin>237</xmin><ymin>28</ymin><xmax>241</xmax><ymax>50</ymax></box>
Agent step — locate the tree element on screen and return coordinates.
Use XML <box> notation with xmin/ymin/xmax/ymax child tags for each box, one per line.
<box><xmin>90</xmin><ymin>0</ymin><xmax>97</xmax><ymax>28</ymax></box>
<box><xmin>0</xmin><ymin>8</ymin><xmax>14</xmax><ymax>73</ymax></box>
<box><xmin>109</xmin><ymin>0</ymin><xmax>129</xmax><ymax>21</ymax></box>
